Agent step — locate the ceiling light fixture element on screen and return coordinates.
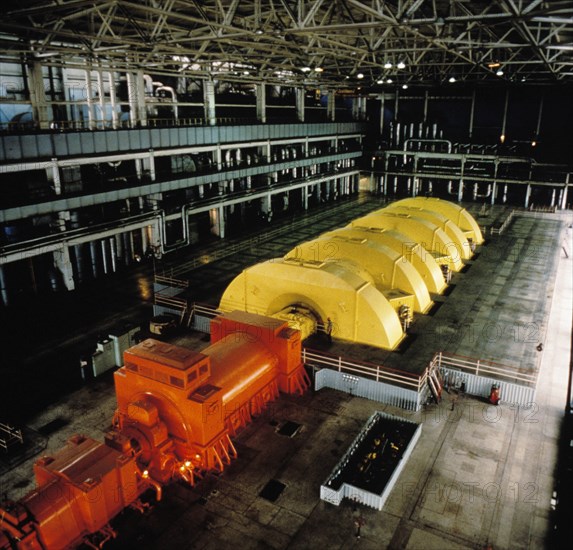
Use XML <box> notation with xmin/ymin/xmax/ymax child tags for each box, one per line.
<box><xmin>397</xmin><ymin>61</ymin><xmax>406</xmax><ymax>69</ymax></box>
<box><xmin>402</xmin><ymin>84</ymin><xmax>408</xmax><ymax>89</ymax></box>
<box><xmin>357</xmin><ymin>73</ymin><xmax>364</xmax><ymax>79</ymax></box>
<box><xmin>314</xmin><ymin>67</ymin><xmax>323</xmax><ymax>73</ymax></box>
<box><xmin>384</xmin><ymin>62</ymin><xmax>392</xmax><ymax>69</ymax></box>
<box><xmin>487</xmin><ymin>62</ymin><xmax>501</xmax><ymax>69</ymax></box>
<box><xmin>376</xmin><ymin>79</ymin><xmax>384</xmax><ymax>84</ymax></box>
<box><xmin>448</xmin><ymin>76</ymin><xmax>456</xmax><ymax>83</ymax></box>
<box><xmin>386</xmin><ymin>78</ymin><xmax>393</xmax><ymax>84</ymax></box>
<box><xmin>496</xmin><ymin>69</ymin><xmax>504</xmax><ymax>76</ymax></box>
<box><xmin>301</xmin><ymin>66</ymin><xmax>311</xmax><ymax>72</ymax></box>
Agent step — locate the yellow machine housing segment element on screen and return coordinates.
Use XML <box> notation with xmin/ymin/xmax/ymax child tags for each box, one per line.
<box><xmin>382</xmin><ymin>204</ymin><xmax>472</xmax><ymax>260</ymax></box>
<box><xmin>219</xmin><ymin>259</ymin><xmax>404</xmax><ymax>350</ymax></box>
<box><xmin>350</xmin><ymin>211</ymin><xmax>464</xmax><ymax>272</ymax></box>
<box><xmin>392</xmin><ymin>197</ymin><xmax>484</xmax><ymax>245</ymax></box>
<box><xmin>325</xmin><ymin>227</ymin><xmax>447</xmax><ymax>294</ymax></box>
<box><xmin>285</xmin><ymin>236</ymin><xmax>432</xmax><ymax>313</ymax></box>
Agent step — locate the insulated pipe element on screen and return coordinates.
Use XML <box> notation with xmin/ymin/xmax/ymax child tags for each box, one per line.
<box><xmin>155</xmin><ymin>86</ymin><xmax>178</xmax><ymax>121</ymax></box>
<box><xmin>474</xmin><ymin>184</ymin><xmax>492</xmax><ymax>198</ymax></box>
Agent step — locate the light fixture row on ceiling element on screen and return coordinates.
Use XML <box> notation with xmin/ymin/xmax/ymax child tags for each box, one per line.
<box><xmin>384</xmin><ymin>61</ymin><xmax>406</xmax><ymax>70</ymax></box>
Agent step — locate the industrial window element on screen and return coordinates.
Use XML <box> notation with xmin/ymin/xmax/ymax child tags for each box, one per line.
<box><xmin>187</xmin><ymin>371</ymin><xmax>197</xmax><ymax>383</ymax></box>
<box><xmin>170</xmin><ymin>376</ymin><xmax>184</xmax><ymax>388</ymax></box>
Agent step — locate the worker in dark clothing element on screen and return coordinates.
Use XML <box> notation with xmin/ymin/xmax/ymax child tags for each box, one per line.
<box><xmin>326</xmin><ymin>317</ymin><xmax>333</xmax><ymax>343</ymax></box>
<box><xmin>354</xmin><ymin>515</ymin><xmax>365</xmax><ymax>539</ymax></box>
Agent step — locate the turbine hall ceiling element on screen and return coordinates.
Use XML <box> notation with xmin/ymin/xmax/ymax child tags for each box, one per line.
<box><xmin>1</xmin><ymin>0</ymin><xmax>572</xmax><ymax>88</ymax></box>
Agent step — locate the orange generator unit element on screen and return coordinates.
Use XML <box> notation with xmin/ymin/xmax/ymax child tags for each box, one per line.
<box><xmin>0</xmin><ymin>311</ymin><xmax>309</xmax><ymax>550</ymax></box>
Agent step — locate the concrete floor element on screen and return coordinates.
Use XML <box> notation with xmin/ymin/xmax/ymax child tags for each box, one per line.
<box><xmin>1</xmin><ymin>198</ymin><xmax>571</xmax><ymax>549</ymax></box>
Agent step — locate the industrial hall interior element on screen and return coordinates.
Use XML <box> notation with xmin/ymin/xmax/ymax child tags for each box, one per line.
<box><xmin>1</xmin><ymin>1</ymin><xmax>573</xmax><ymax>549</ymax></box>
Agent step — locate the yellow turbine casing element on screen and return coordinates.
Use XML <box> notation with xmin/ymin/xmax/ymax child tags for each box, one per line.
<box><xmin>383</xmin><ymin>204</ymin><xmax>472</xmax><ymax>260</ymax></box>
<box><xmin>285</xmin><ymin>236</ymin><xmax>432</xmax><ymax>313</ymax></box>
<box><xmin>327</xmin><ymin>227</ymin><xmax>446</xmax><ymax>294</ymax></box>
<box><xmin>329</xmin><ymin>227</ymin><xmax>446</xmax><ymax>294</ymax></box>
<box><xmin>391</xmin><ymin>197</ymin><xmax>484</xmax><ymax>245</ymax></box>
<box><xmin>351</xmin><ymin>211</ymin><xmax>464</xmax><ymax>271</ymax></box>
<box><xmin>219</xmin><ymin>258</ymin><xmax>404</xmax><ymax>350</ymax></box>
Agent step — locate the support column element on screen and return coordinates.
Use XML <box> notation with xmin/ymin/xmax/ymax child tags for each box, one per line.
<box><xmin>85</xmin><ymin>67</ymin><xmax>96</xmax><ymax>130</ymax></box>
<box><xmin>491</xmin><ymin>160</ymin><xmax>499</xmax><ymax>205</ymax></box>
<box><xmin>203</xmin><ymin>79</ymin><xmax>216</xmax><ymax>126</ymax></box>
<box><xmin>46</xmin><ymin>159</ymin><xmax>61</xmax><ymax>195</ymax></box>
<box><xmin>219</xmin><ymin>207</ymin><xmax>225</xmax><ymax>238</ymax></box>
<box><xmin>27</xmin><ymin>61</ymin><xmax>50</xmax><ymax>129</ymax></box>
<box><xmin>468</xmin><ymin>89</ymin><xmax>476</xmax><ymax>140</ymax></box>
<box><xmin>101</xmin><ymin>239</ymin><xmax>109</xmax><ymax>274</ymax></box>
<box><xmin>379</xmin><ymin>92</ymin><xmax>386</xmax><ymax>136</ymax></box>
<box><xmin>89</xmin><ymin>241</ymin><xmax>99</xmax><ymax>278</ymax></box>
<box><xmin>127</xmin><ymin>72</ymin><xmax>138</xmax><ymax>127</ymax></box>
<box><xmin>0</xmin><ymin>265</ymin><xmax>9</xmax><ymax>306</ymax></box>
<box><xmin>296</xmin><ymin>88</ymin><xmax>305</xmax><ymax>122</ymax></box>
<box><xmin>143</xmin><ymin>149</ymin><xmax>156</xmax><ymax>181</ymax></box>
<box><xmin>108</xmin><ymin>71</ymin><xmax>119</xmax><ymax>129</ymax></box>
<box><xmin>327</xmin><ymin>90</ymin><xmax>336</xmax><ymax>121</ymax></box>
<box><xmin>136</xmin><ymin>70</ymin><xmax>148</xmax><ymax>126</ymax></box>
<box><xmin>261</xmin><ymin>194</ymin><xmax>272</xmax><ymax>223</ymax></box>
<box><xmin>525</xmin><ymin>184</ymin><xmax>531</xmax><ymax>208</ymax></box>
<box><xmin>53</xmin><ymin>246</ymin><xmax>75</xmax><ymax>291</ymax></box>
<box><xmin>96</xmin><ymin>66</ymin><xmax>106</xmax><ymax>128</ymax></box>
<box><xmin>256</xmin><ymin>83</ymin><xmax>267</xmax><ymax>123</ymax></box>
<box><xmin>210</xmin><ymin>207</ymin><xmax>225</xmax><ymax>238</ymax></box>
<box><xmin>108</xmin><ymin>237</ymin><xmax>117</xmax><ymax>273</ymax></box>
<box><xmin>562</xmin><ymin>174</ymin><xmax>570</xmax><ymax>210</ymax></box>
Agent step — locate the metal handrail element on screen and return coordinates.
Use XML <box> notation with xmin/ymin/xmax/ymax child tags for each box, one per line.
<box><xmin>432</xmin><ymin>351</ymin><xmax>537</xmax><ymax>386</ymax></box>
<box><xmin>302</xmin><ymin>348</ymin><xmax>421</xmax><ymax>390</ymax></box>
<box><xmin>491</xmin><ymin>210</ymin><xmax>515</xmax><ymax>235</ymax></box>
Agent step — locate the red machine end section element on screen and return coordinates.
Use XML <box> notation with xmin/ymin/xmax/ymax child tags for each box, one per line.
<box><xmin>0</xmin><ymin>435</ymin><xmax>141</xmax><ymax>550</ymax></box>
<box><xmin>0</xmin><ymin>311</ymin><xmax>309</xmax><ymax>550</ymax></box>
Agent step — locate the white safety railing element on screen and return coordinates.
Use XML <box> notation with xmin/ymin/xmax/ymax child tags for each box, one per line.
<box><xmin>431</xmin><ymin>351</ymin><xmax>537</xmax><ymax>407</ymax></box>
<box><xmin>431</xmin><ymin>351</ymin><xmax>537</xmax><ymax>387</ymax></box>
<box><xmin>302</xmin><ymin>348</ymin><xmax>421</xmax><ymax>390</ymax></box>
<box><xmin>189</xmin><ymin>302</ymin><xmax>222</xmax><ymax>332</ymax></box>
<box><xmin>490</xmin><ymin>210</ymin><xmax>515</xmax><ymax>235</ymax></box>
